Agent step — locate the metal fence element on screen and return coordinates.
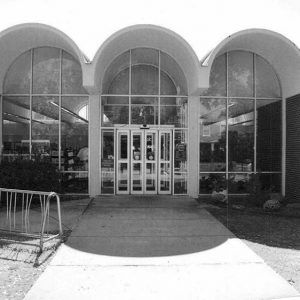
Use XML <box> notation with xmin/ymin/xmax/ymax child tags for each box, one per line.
<box><xmin>0</xmin><ymin>188</ymin><xmax>63</xmax><ymax>252</ymax></box>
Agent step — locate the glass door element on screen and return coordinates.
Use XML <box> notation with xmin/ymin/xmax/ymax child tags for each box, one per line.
<box><xmin>144</xmin><ymin>131</ymin><xmax>157</xmax><ymax>194</ymax></box>
<box><xmin>115</xmin><ymin>129</ymin><xmax>172</xmax><ymax>195</ymax></box>
<box><xmin>130</xmin><ymin>130</ymin><xmax>158</xmax><ymax>194</ymax></box>
<box><xmin>116</xmin><ymin>130</ymin><xmax>129</xmax><ymax>194</ymax></box>
<box><xmin>159</xmin><ymin>130</ymin><xmax>172</xmax><ymax>194</ymax></box>
<box><xmin>131</xmin><ymin>131</ymin><xmax>143</xmax><ymax>194</ymax></box>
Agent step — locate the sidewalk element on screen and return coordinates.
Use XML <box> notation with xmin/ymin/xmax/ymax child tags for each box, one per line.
<box><xmin>24</xmin><ymin>196</ymin><xmax>300</xmax><ymax>300</ymax></box>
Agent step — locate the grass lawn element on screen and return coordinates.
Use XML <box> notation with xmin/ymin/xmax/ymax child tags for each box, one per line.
<box><xmin>205</xmin><ymin>203</ymin><xmax>300</xmax><ymax>292</ymax></box>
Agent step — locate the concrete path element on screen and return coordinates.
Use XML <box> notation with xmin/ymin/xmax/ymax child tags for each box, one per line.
<box><xmin>25</xmin><ymin>196</ymin><xmax>300</xmax><ymax>300</ymax></box>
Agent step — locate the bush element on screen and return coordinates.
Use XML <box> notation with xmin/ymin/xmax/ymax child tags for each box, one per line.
<box><xmin>0</xmin><ymin>158</ymin><xmax>61</xmax><ymax>192</ymax></box>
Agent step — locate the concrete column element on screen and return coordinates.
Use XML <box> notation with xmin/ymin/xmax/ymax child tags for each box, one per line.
<box><xmin>188</xmin><ymin>96</ymin><xmax>199</xmax><ymax>198</ymax></box>
<box><xmin>282</xmin><ymin>95</ymin><xmax>286</xmax><ymax>196</ymax></box>
<box><xmin>88</xmin><ymin>94</ymin><xmax>101</xmax><ymax>197</ymax></box>
<box><xmin>0</xmin><ymin>95</ymin><xmax>2</xmax><ymax>159</ymax></box>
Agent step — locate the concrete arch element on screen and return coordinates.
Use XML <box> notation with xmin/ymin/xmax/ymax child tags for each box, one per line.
<box><xmin>0</xmin><ymin>23</ymin><xmax>87</xmax><ymax>93</ymax></box>
<box><xmin>201</xmin><ymin>28</ymin><xmax>300</xmax><ymax>98</ymax></box>
<box><xmin>90</xmin><ymin>24</ymin><xmax>201</xmax><ymax>95</ymax></box>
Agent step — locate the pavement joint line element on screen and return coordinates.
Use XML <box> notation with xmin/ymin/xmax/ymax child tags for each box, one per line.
<box><xmin>48</xmin><ymin>262</ymin><xmax>265</xmax><ymax>267</ymax></box>
<box><xmin>79</xmin><ymin>218</ymin><xmax>219</xmax><ymax>221</ymax></box>
<box><xmin>67</xmin><ymin>197</ymin><xmax>95</xmax><ymax>231</ymax></box>
<box><xmin>69</xmin><ymin>234</ymin><xmax>234</xmax><ymax>237</ymax></box>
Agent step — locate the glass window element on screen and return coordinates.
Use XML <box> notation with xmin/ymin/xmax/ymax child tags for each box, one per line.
<box><xmin>2</xmin><ymin>96</ymin><xmax>30</xmax><ymax>159</ymax></box>
<box><xmin>61</xmin><ymin>173</ymin><xmax>88</xmax><ymax>193</ymax></box>
<box><xmin>31</xmin><ymin>96</ymin><xmax>59</xmax><ymax>157</ymax></box>
<box><xmin>228</xmin><ymin>173</ymin><xmax>252</xmax><ymax>194</ymax></box>
<box><xmin>160</xmin><ymin>51</ymin><xmax>187</xmax><ymax>95</ymax></box>
<box><xmin>199</xmin><ymin>173</ymin><xmax>226</xmax><ymax>194</ymax></box>
<box><xmin>202</xmin><ymin>54</ymin><xmax>226</xmax><ymax>97</ymax></box>
<box><xmin>228</xmin><ymin>99</ymin><xmax>254</xmax><ymax>172</ymax></box>
<box><xmin>255</xmin><ymin>55</ymin><xmax>281</xmax><ymax>98</ymax></box>
<box><xmin>131</xmin><ymin>97</ymin><xmax>158</xmax><ymax>125</ymax></box>
<box><xmin>2</xmin><ymin>47</ymin><xmax>88</xmax><ymax>193</ymax></box>
<box><xmin>201</xmin><ymin>51</ymin><xmax>282</xmax><ymax>195</ymax></box>
<box><xmin>199</xmin><ymin>98</ymin><xmax>226</xmax><ymax>172</ymax></box>
<box><xmin>131</xmin><ymin>48</ymin><xmax>159</xmax><ymax>95</ymax></box>
<box><xmin>131</xmin><ymin>65</ymin><xmax>159</xmax><ymax>95</ymax></box>
<box><xmin>259</xmin><ymin>173</ymin><xmax>281</xmax><ymax>193</ymax></box>
<box><xmin>33</xmin><ymin>47</ymin><xmax>60</xmax><ymax>94</ymax></box>
<box><xmin>228</xmin><ymin>51</ymin><xmax>254</xmax><ymax>97</ymax></box>
<box><xmin>4</xmin><ymin>51</ymin><xmax>31</xmax><ymax>94</ymax></box>
<box><xmin>103</xmin><ymin>51</ymin><xmax>130</xmax><ymax>95</ymax></box>
<box><xmin>62</xmin><ymin>51</ymin><xmax>86</xmax><ymax>94</ymax></box>
<box><xmin>102</xmin><ymin>96</ymin><xmax>129</xmax><ymax>126</ymax></box>
<box><xmin>256</xmin><ymin>99</ymin><xmax>281</xmax><ymax>172</ymax></box>
<box><xmin>160</xmin><ymin>97</ymin><xmax>188</xmax><ymax>127</ymax></box>
<box><xmin>61</xmin><ymin>97</ymin><xmax>89</xmax><ymax>172</ymax></box>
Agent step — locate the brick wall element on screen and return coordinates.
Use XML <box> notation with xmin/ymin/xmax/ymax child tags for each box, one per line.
<box><xmin>286</xmin><ymin>95</ymin><xmax>300</xmax><ymax>202</ymax></box>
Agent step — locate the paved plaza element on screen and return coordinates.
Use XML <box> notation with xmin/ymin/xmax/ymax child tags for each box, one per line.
<box><xmin>24</xmin><ymin>196</ymin><xmax>300</xmax><ymax>300</ymax></box>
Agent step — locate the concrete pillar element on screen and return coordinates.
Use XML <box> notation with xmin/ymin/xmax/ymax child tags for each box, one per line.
<box><xmin>88</xmin><ymin>94</ymin><xmax>101</xmax><ymax>196</ymax></box>
<box><xmin>188</xmin><ymin>96</ymin><xmax>199</xmax><ymax>198</ymax></box>
<box><xmin>0</xmin><ymin>96</ymin><xmax>2</xmax><ymax>158</ymax></box>
<box><xmin>282</xmin><ymin>95</ymin><xmax>286</xmax><ymax>196</ymax></box>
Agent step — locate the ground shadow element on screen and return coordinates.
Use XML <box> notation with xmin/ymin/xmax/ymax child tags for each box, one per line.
<box><xmin>204</xmin><ymin>202</ymin><xmax>300</xmax><ymax>250</ymax></box>
<box><xmin>63</xmin><ymin>196</ymin><xmax>233</xmax><ymax>257</ymax></box>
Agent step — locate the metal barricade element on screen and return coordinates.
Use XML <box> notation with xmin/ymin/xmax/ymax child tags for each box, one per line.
<box><xmin>0</xmin><ymin>188</ymin><xmax>63</xmax><ymax>252</ymax></box>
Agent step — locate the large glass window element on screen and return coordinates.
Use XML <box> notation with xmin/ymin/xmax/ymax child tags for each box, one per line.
<box><xmin>101</xmin><ymin>48</ymin><xmax>188</xmax><ymax>128</ymax></box>
<box><xmin>200</xmin><ymin>51</ymin><xmax>281</xmax><ymax>195</ymax></box>
<box><xmin>2</xmin><ymin>47</ymin><xmax>88</xmax><ymax>194</ymax></box>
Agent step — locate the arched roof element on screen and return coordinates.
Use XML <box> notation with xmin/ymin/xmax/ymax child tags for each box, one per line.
<box><xmin>201</xmin><ymin>29</ymin><xmax>300</xmax><ymax>98</ymax></box>
<box><xmin>0</xmin><ymin>23</ymin><xmax>87</xmax><ymax>93</ymax></box>
<box><xmin>90</xmin><ymin>24</ymin><xmax>201</xmax><ymax>95</ymax></box>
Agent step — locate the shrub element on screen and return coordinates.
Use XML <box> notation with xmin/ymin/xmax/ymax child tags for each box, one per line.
<box><xmin>0</xmin><ymin>158</ymin><xmax>61</xmax><ymax>192</ymax></box>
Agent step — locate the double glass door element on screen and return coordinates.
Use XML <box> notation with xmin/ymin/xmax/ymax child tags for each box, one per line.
<box><xmin>116</xmin><ymin>129</ymin><xmax>172</xmax><ymax>194</ymax></box>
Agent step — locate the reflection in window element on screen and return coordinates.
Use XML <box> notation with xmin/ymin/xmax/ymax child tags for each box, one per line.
<box><xmin>101</xmin><ymin>130</ymin><xmax>114</xmax><ymax>194</ymax></box>
<box><xmin>228</xmin><ymin>173</ymin><xmax>252</xmax><ymax>194</ymax></box>
<box><xmin>160</xmin><ymin>97</ymin><xmax>188</xmax><ymax>128</ymax></box>
<box><xmin>199</xmin><ymin>173</ymin><xmax>226</xmax><ymax>194</ymax></box>
<box><xmin>2</xmin><ymin>97</ymin><xmax>30</xmax><ymax>159</ymax></box>
<box><xmin>4</xmin><ymin>51</ymin><xmax>31</xmax><ymax>94</ymax></box>
<box><xmin>31</xmin><ymin>96</ymin><xmax>59</xmax><ymax>157</ymax></box>
<box><xmin>61</xmin><ymin>97</ymin><xmax>89</xmax><ymax>172</ymax></box>
<box><xmin>62</xmin><ymin>51</ymin><xmax>86</xmax><ymax>94</ymax></box>
<box><xmin>33</xmin><ymin>47</ymin><xmax>60</xmax><ymax>94</ymax></box>
<box><xmin>256</xmin><ymin>99</ymin><xmax>281</xmax><ymax>172</ymax></box>
<box><xmin>202</xmin><ymin>54</ymin><xmax>226</xmax><ymax>97</ymax></box>
<box><xmin>2</xmin><ymin>47</ymin><xmax>88</xmax><ymax>193</ymax></box>
<box><xmin>199</xmin><ymin>99</ymin><xmax>226</xmax><ymax>172</ymax></box>
<box><xmin>131</xmin><ymin>97</ymin><xmax>158</xmax><ymax>125</ymax></box>
<box><xmin>200</xmin><ymin>50</ymin><xmax>282</xmax><ymax>195</ymax></box>
<box><xmin>174</xmin><ymin>130</ymin><xmax>188</xmax><ymax>194</ymax></box>
<box><xmin>228</xmin><ymin>51</ymin><xmax>254</xmax><ymax>97</ymax></box>
<box><xmin>228</xmin><ymin>99</ymin><xmax>254</xmax><ymax>172</ymax></box>
<box><xmin>101</xmin><ymin>48</ymin><xmax>188</xmax><ymax>128</ymax></box>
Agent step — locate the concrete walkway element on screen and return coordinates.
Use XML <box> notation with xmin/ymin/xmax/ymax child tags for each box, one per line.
<box><xmin>25</xmin><ymin>196</ymin><xmax>300</xmax><ymax>300</ymax></box>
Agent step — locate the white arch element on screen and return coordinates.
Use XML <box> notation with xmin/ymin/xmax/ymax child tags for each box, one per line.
<box><xmin>200</xmin><ymin>28</ymin><xmax>300</xmax><ymax>98</ymax></box>
<box><xmin>90</xmin><ymin>24</ymin><xmax>201</xmax><ymax>95</ymax></box>
<box><xmin>0</xmin><ymin>23</ymin><xmax>87</xmax><ymax>93</ymax></box>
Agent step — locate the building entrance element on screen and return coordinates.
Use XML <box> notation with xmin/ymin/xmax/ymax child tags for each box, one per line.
<box><xmin>116</xmin><ymin>129</ymin><xmax>172</xmax><ymax>194</ymax></box>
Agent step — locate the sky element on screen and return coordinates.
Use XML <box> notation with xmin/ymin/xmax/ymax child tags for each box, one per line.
<box><xmin>0</xmin><ymin>0</ymin><xmax>300</xmax><ymax>61</ymax></box>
